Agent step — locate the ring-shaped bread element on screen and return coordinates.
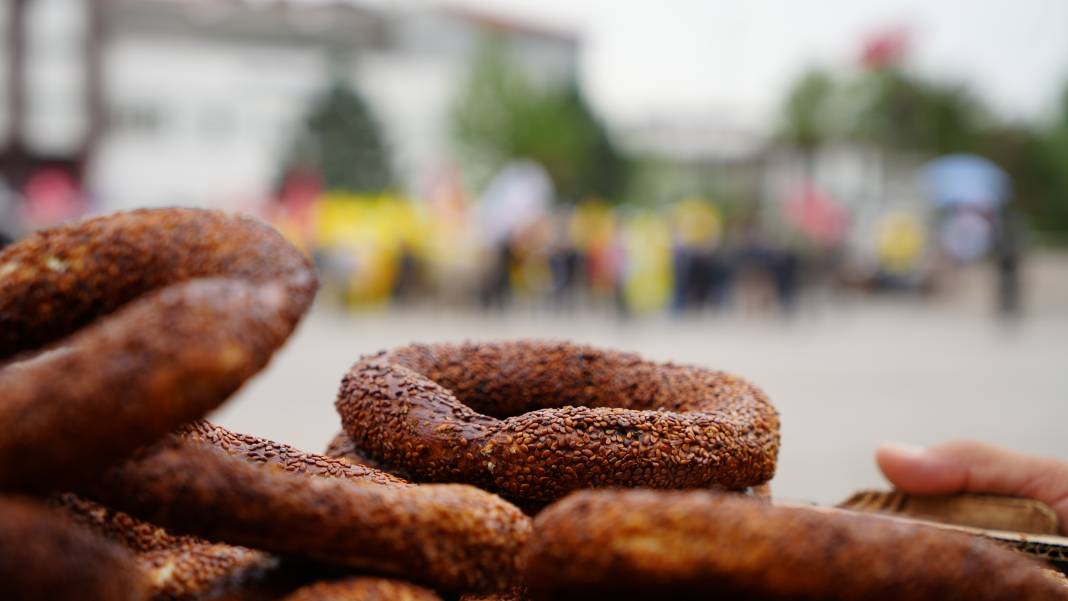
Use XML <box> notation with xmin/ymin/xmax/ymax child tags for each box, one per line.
<box><xmin>337</xmin><ymin>341</ymin><xmax>779</xmax><ymax>504</ymax></box>
<box><xmin>83</xmin><ymin>437</ymin><xmax>531</xmax><ymax>594</ymax></box>
<box><xmin>0</xmin><ymin>208</ymin><xmax>316</xmax><ymax>490</ymax></box>
<box><xmin>522</xmin><ymin>489</ymin><xmax>1068</xmax><ymax>601</ymax></box>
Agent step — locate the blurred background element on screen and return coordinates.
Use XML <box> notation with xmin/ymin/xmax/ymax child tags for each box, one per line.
<box><xmin>1</xmin><ymin>0</ymin><xmax>1065</xmax><ymax>504</ymax></box>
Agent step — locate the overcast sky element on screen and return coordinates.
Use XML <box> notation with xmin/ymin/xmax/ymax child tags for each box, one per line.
<box><xmin>440</xmin><ymin>0</ymin><xmax>1068</xmax><ymax>130</ymax></box>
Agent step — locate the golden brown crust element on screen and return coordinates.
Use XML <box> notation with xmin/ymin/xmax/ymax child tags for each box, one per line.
<box><xmin>523</xmin><ymin>489</ymin><xmax>1068</xmax><ymax>601</ymax></box>
<box><xmin>52</xmin><ymin>422</ymin><xmax>412</xmax><ymax>599</ymax></box>
<box><xmin>0</xmin><ymin>208</ymin><xmax>317</xmax><ymax>491</ymax></box>
<box><xmin>336</xmin><ymin>341</ymin><xmax>779</xmax><ymax>504</ymax></box>
<box><xmin>54</xmin><ymin>493</ymin><xmax>276</xmax><ymax>599</ymax></box>
<box><xmin>281</xmin><ymin>577</ymin><xmax>441</xmax><ymax>601</ymax></box>
<box><xmin>0</xmin><ymin>495</ymin><xmax>149</xmax><ymax>601</ymax></box>
<box><xmin>84</xmin><ymin>438</ymin><xmax>531</xmax><ymax>594</ymax></box>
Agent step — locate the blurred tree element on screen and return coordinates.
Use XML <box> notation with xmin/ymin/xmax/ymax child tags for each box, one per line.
<box><xmin>952</xmin><ymin>85</ymin><xmax>1068</xmax><ymax>239</ymax></box>
<box><xmin>783</xmin><ymin>60</ymin><xmax>1068</xmax><ymax>238</ymax></box>
<box><xmin>282</xmin><ymin>81</ymin><xmax>393</xmax><ymax>194</ymax></box>
<box><xmin>452</xmin><ymin>36</ymin><xmax>629</xmax><ymax>204</ymax></box>
<box><xmin>924</xmin><ymin>83</ymin><xmax>985</xmax><ymax>156</ymax></box>
<box><xmin>850</xmin><ymin>69</ymin><xmax>985</xmax><ymax>157</ymax></box>
<box><xmin>1031</xmin><ymin>85</ymin><xmax>1068</xmax><ymax>237</ymax></box>
<box><xmin>779</xmin><ymin>67</ymin><xmax>984</xmax><ymax>180</ymax></box>
<box><xmin>780</xmin><ymin>68</ymin><xmax>837</xmax><ymax>175</ymax></box>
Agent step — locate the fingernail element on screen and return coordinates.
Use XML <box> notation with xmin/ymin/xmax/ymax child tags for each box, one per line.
<box><xmin>879</xmin><ymin>442</ymin><xmax>926</xmax><ymax>459</ymax></box>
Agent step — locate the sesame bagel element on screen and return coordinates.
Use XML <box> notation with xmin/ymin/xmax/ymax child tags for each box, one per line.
<box><xmin>0</xmin><ymin>208</ymin><xmax>316</xmax><ymax>491</ymax></box>
<box><xmin>522</xmin><ymin>489</ymin><xmax>1068</xmax><ymax>601</ymax></box>
<box><xmin>336</xmin><ymin>341</ymin><xmax>779</xmax><ymax>504</ymax></box>
<box><xmin>83</xmin><ymin>438</ymin><xmax>531</xmax><ymax>594</ymax></box>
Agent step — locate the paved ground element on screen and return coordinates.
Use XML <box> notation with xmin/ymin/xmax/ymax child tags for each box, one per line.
<box><xmin>216</xmin><ymin>257</ymin><xmax>1068</xmax><ymax>505</ymax></box>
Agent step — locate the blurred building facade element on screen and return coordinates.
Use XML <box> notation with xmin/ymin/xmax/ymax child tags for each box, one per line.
<box><xmin>0</xmin><ymin>0</ymin><xmax>578</xmax><ymax>209</ymax></box>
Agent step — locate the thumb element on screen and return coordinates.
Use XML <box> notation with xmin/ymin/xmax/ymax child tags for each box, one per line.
<box><xmin>876</xmin><ymin>440</ymin><xmax>1068</xmax><ymax>535</ymax></box>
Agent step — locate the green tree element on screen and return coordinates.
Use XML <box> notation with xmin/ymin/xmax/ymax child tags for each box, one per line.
<box><xmin>1030</xmin><ymin>84</ymin><xmax>1068</xmax><ymax>236</ymax></box>
<box><xmin>282</xmin><ymin>81</ymin><xmax>392</xmax><ymax>194</ymax></box>
<box><xmin>780</xmin><ymin>68</ymin><xmax>837</xmax><ymax>174</ymax></box>
<box><xmin>784</xmin><ymin>62</ymin><xmax>1068</xmax><ymax>237</ymax></box>
<box><xmin>451</xmin><ymin>37</ymin><xmax>628</xmax><ymax>203</ymax></box>
<box><xmin>924</xmin><ymin>83</ymin><xmax>985</xmax><ymax>155</ymax></box>
<box><xmin>849</xmin><ymin>69</ymin><xmax>985</xmax><ymax>157</ymax></box>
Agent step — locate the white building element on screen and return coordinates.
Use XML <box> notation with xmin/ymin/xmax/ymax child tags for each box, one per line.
<box><xmin>358</xmin><ymin>4</ymin><xmax>578</xmax><ymax>193</ymax></box>
<box><xmin>96</xmin><ymin>0</ymin><xmax>388</xmax><ymax>210</ymax></box>
<box><xmin>0</xmin><ymin>0</ymin><xmax>579</xmax><ymax>211</ymax></box>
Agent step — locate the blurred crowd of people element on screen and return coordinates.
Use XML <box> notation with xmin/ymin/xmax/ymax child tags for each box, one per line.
<box><xmin>0</xmin><ymin>155</ymin><xmax>1023</xmax><ymax>318</ymax></box>
<box><xmin>258</xmin><ymin>160</ymin><xmax>1022</xmax><ymax>317</ymax></box>
<box><xmin>261</xmin><ymin>161</ymin><xmax>825</xmax><ymax>316</ymax></box>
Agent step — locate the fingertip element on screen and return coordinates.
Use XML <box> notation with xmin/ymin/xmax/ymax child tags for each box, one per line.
<box><xmin>876</xmin><ymin>441</ymin><xmax>966</xmax><ymax>494</ymax></box>
<box><xmin>875</xmin><ymin>442</ymin><xmax>923</xmax><ymax>487</ymax></box>
<box><xmin>877</xmin><ymin>442</ymin><xmax>925</xmax><ymax>461</ymax></box>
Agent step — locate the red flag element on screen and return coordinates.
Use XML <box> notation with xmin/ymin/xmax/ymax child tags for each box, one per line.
<box><xmin>860</xmin><ymin>26</ymin><xmax>909</xmax><ymax>70</ymax></box>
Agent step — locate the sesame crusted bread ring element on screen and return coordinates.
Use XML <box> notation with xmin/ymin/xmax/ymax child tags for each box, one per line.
<box><xmin>0</xmin><ymin>495</ymin><xmax>149</xmax><ymax>601</ymax></box>
<box><xmin>0</xmin><ymin>208</ymin><xmax>316</xmax><ymax>491</ymax></box>
<box><xmin>336</xmin><ymin>341</ymin><xmax>779</xmax><ymax>505</ymax></box>
<box><xmin>83</xmin><ymin>438</ymin><xmax>532</xmax><ymax>594</ymax></box>
<box><xmin>522</xmin><ymin>489</ymin><xmax>1068</xmax><ymax>601</ymax></box>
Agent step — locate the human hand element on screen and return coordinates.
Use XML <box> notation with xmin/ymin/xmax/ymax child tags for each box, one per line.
<box><xmin>877</xmin><ymin>440</ymin><xmax>1068</xmax><ymax>535</ymax></box>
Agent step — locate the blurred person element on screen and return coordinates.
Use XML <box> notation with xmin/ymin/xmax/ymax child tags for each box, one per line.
<box><xmin>874</xmin><ymin>210</ymin><xmax>927</xmax><ymax>292</ymax></box>
<box><xmin>732</xmin><ymin>220</ymin><xmax>778</xmax><ymax>313</ymax></box>
<box><xmin>479</xmin><ymin>239</ymin><xmax>514</xmax><ymax>310</ymax></box>
<box><xmin>782</xmin><ymin>183</ymin><xmax>849</xmax><ymax>307</ymax></box>
<box><xmin>993</xmin><ymin>207</ymin><xmax>1026</xmax><ymax>318</ymax></box>
<box><xmin>476</xmin><ymin>161</ymin><xmax>553</xmax><ymax>309</ymax></box>
<box><xmin>421</xmin><ymin>177</ymin><xmax>482</xmax><ymax>306</ymax></box>
<box><xmin>312</xmin><ymin>193</ymin><xmax>425</xmax><ymax>306</ymax></box>
<box><xmin>509</xmin><ymin>216</ymin><xmax>555</xmax><ymax>302</ymax></box>
<box><xmin>570</xmin><ymin>200</ymin><xmax>620</xmax><ymax>302</ymax></box>
<box><xmin>548</xmin><ymin>210</ymin><xmax>580</xmax><ymax>310</ymax></box>
<box><xmin>733</xmin><ymin>219</ymin><xmax>801</xmax><ymax>315</ymax></box>
<box><xmin>620</xmin><ymin>211</ymin><xmax>673</xmax><ymax>315</ymax></box>
<box><xmin>783</xmin><ymin>183</ymin><xmax>848</xmax><ymax>250</ymax></box>
<box><xmin>771</xmin><ymin>246</ymin><xmax>802</xmax><ymax>313</ymax></box>
<box><xmin>925</xmin><ymin>154</ymin><xmax>1021</xmax><ymax>314</ymax></box>
<box><xmin>878</xmin><ymin>441</ymin><xmax>1068</xmax><ymax>535</ymax></box>
<box><xmin>391</xmin><ymin>243</ymin><xmax>421</xmax><ymax>305</ymax></box>
<box><xmin>939</xmin><ymin>209</ymin><xmax>994</xmax><ymax>265</ymax></box>
<box><xmin>670</xmin><ymin>198</ymin><xmax>728</xmax><ymax>312</ymax></box>
<box><xmin>21</xmin><ymin>167</ymin><xmax>87</xmax><ymax>230</ymax></box>
<box><xmin>267</xmin><ymin>168</ymin><xmax>323</xmax><ymax>251</ymax></box>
